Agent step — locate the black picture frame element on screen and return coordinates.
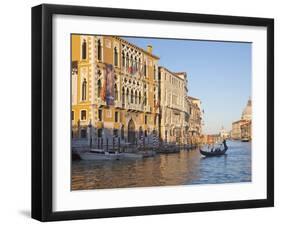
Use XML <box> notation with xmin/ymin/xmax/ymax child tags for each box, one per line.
<box><xmin>32</xmin><ymin>3</ymin><xmax>274</xmax><ymax>222</ymax></box>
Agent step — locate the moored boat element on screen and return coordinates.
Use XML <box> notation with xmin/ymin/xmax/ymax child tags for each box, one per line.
<box><xmin>78</xmin><ymin>149</ymin><xmax>122</xmax><ymax>160</ymax></box>
<box><xmin>120</xmin><ymin>152</ymin><xmax>143</xmax><ymax>159</ymax></box>
<box><xmin>241</xmin><ymin>137</ymin><xmax>250</xmax><ymax>142</ymax></box>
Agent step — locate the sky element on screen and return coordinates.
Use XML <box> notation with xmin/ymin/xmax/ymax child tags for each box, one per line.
<box><xmin>124</xmin><ymin>37</ymin><xmax>252</xmax><ymax>134</ymax></box>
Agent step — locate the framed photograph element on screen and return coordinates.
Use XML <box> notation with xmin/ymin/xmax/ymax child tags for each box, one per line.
<box><xmin>32</xmin><ymin>4</ymin><xmax>274</xmax><ymax>221</ymax></box>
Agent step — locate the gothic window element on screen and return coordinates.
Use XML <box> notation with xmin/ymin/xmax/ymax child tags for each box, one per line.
<box><xmin>81</xmin><ymin>110</ymin><xmax>87</xmax><ymax>120</ymax></box>
<box><xmin>114</xmin><ymin>47</ymin><xmax>118</xmax><ymax>66</ymax></box>
<box><xmin>130</xmin><ymin>55</ymin><xmax>134</xmax><ymax>68</ymax></box>
<box><xmin>114</xmin><ymin>84</ymin><xmax>118</xmax><ymax>101</ymax></box>
<box><xmin>97</xmin><ymin>39</ymin><xmax>102</xmax><ymax>61</ymax></box>
<box><xmin>122</xmin><ymin>51</ymin><xmax>125</xmax><ymax>67</ymax></box>
<box><xmin>126</xmin><ymin>53</ymin><xmax>129</xmax><ymax>68</ymax></box>
<box><xmin>144</xmin><ymin>92</ymin><xmax>147</xmax><ymax>105</ymax></box>
<box><xmin>114</xmin><ymin>111</ymin><xmax>118</xmax><ymax>122</ymax></box>
<box><xmin>145</xmin><ymin>115</ymin><xmax>147</xmax><ymax>124</ymax></box>
<box><xmin>98</xmin><ymin>109</ymin><xmax>102</xmax><ymax>121</ymax></box>
<box><xmin>135</xmin><ymin>90</ymin><xmax>138</xmax><ymax>104</ymax></box>
<box><xmin>122</xmin><ymin>87</ymin><xmax>125</xmax><ymax>105</ymax></box>
<box><xmin>97</xmin><ymin>79</ymin><xmax>101</xmax><ymax>97</ymax></box>
<box><xmin>82</xmin><ymin>39</ymin><xmax>87</xmax><ymax>60</ymax></box>
<box><xmin>131</xmin><ymin>90</ymin><xmax>134</xmax><ymax>103</ymax></box>
<box><xmin>126</xmin><ymin>89</ymin><xmax>129</xmax><ymax>103</ymax></box>
<box><xmin>144</xmin><ymin>61</ymin><xmax>147</xmax><ymax>76</ymax></box>
<box><xmin>135</xmin><ymin>56</ymin><xmax>138</xmax><ymax>70</ymax></box>
<box><xmin>82</xmin><ymin>79</ymin><xmax>87</xmax><ymax>101</ymax></box>
<box><xmin>139</xmin><ymin>91</ymin><xmax>141</xmax><ymax>104</ymax></box>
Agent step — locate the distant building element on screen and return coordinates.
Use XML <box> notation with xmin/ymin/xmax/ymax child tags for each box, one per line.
<box><xmin>241</xmin><ymin>99</ymin><xmax>252</xmax><ymax>120</ymax></box>
<box><xmin>219</xmin><ymin>126</ymin><xmax>229</xmax><ymax>139</ymax></box>
<box><xmin>231</xmin><ymin>97</ymin><xmax>252</xmax><ymax>140</ymax></box>
<box><xmin>206</xmin><ymin>134</ymin><xmax>220</xmax><ymax>144</ymax></box>
<box><xmin>241</xmin><ymin>120</ymin><xmax>252</xmax><ymax>141</ymax></box>
<box><xmin>231</xmin><ymin>119</ymin><xmax>248</xmax><ymax>140</ymax></box>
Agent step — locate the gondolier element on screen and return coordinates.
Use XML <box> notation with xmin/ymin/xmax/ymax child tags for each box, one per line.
<box><xmin>200</xmin><ymin>140</ymin><xmax>228</xmax><ymax>157</ymax></box>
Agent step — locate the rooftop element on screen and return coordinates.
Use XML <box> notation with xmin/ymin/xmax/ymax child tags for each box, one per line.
<box><xmin>114</xmin><ymin>36</ymin><xmax>160</xmax><ymax>60</ymax></box>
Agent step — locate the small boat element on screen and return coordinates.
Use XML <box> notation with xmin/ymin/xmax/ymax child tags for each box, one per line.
<box><xmin>120</xmin><ymin>152</ymin><xmax>143</xmax><ymax>159</ymax></box>
<box><xmin>200</xmin><ymin>140</ymin><xmax>228</xmax><ymax>157</ymax></box>
<box><xmin>78</xmin><ymin>149</ymin><xmax>122</xmax><ymax>160</ymax></box>
<box><xmin>241</xmin><ymin>137</ymin><xmax>250</xmax><ymax>142</ymax></box>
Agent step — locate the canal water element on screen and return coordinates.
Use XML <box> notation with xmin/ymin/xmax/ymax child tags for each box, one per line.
<box><xmin>71</xmin><ymin>140</ymin><xmax>251</xmax><ymax>190</ymax></box>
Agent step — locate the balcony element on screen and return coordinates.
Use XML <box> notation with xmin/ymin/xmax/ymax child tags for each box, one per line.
<box><xmin>125</xmin><ymin>103</ymin><xmax>144</xmax><ymax>112</ymax></box>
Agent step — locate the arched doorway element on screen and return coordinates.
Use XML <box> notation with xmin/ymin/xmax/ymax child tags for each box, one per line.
<box><xmin>128</xmin><ymin>119</ymin><xmax>136</xmax><ymax>144</ymax></box>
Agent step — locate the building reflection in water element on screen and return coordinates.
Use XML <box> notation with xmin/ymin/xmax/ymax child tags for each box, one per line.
<box><xmin>72</xmin><ymin>141</ymin><xmax>251</xmax><ymax>190</ymax></box>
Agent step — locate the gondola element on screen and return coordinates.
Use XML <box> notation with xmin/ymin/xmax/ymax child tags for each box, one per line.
<box><xmin>200</xmin><ymin>140</ymin><xmax>228</xmax><ymax>157</ymax></box>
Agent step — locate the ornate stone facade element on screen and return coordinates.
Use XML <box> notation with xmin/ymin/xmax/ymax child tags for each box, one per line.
<box><xmin>71</xmin><ymin>35</ymin><xmax>160</xmax><ymax>145</ymax></box>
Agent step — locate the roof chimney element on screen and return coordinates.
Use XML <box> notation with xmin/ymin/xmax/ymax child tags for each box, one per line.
<box><xmin>147</xmin><ymin>45</ymin><xmax>153</xmax><ymax>54</ymax></box>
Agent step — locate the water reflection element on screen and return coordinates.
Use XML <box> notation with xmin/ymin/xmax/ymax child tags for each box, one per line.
<box><xmin>71</xmin><ymin>141</ymin><xmax>251</xmax><ymax>190</ymax></box>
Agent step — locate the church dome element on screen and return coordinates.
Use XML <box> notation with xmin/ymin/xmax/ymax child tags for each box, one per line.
<box><xmin>241</xmin><ymin>99</ymin><xmax>252</xmax><ymax>120</ymax></box>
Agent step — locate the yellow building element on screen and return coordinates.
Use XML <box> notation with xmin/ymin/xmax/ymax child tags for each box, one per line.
<box><xmin>71</xmin><ymin>35</ymin><xmax>160</xmax><ymax>145</ymax></box>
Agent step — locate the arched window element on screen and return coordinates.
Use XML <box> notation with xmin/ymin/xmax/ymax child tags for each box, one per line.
<box><xmin>81</xmin><ymin>110</ymin><xmax>87</xmax><ymax>120</ymax></box>
<box><xmin>97</xmin><ymin>39</ymin><xmax>102</xmax><ymax>61</ymax></box>
<box><xmin>126</xmin><ymin>89</ymin><xmax>129</xmax><ymax>103</ymax></box>
<box><xmin>97</xmin><ymin>79</ymin><xmax>101</xmax><ymax>97</ymax></box>
<box><xmin>139</xmin><ymin>91</ymin><xmax>141</xmax><ymax>104</ymax></box>
<box><xmin>126</xmin><ymin>53</ymin><xmax>129</xmax><ymax>69</ymax></box>
<box><xmin>135</xmin><ymin>56</ymin><xmax>138</xmax><ymax>71</ymax></box>
<box><xmin>122</xmin><ymin>87</ymin><xmax>125</xmax><ymax>105</ymax></box>
<box><xmin>135</xmin><ymin>90</ymin><xmax>138</xmax><ymax>104</ymax></box>
<box><xmin>130</xmin><ymin>55</ymin><xmax>134</xmax><ymax>69</ymax></box>
<box><xmin>82</xmin><ymin>79</ymin><xmax>87</xmax><ymax>101</ymax></box>
<box><xmin>144</xmin><ymin>92</ymin><xmax>147</xmax><ymax>105</ymax></box>
<box><xmin>114</xmin><ymin>84</ymin><xmax>118</xmax><ymax>100</ymax></box>
<box><xmin>82</xmin><ymin>39</ymin><xmax>87</xmax><ymax>60</ymax></box>
<box><xmin>144</xmin><ymin>61</ymin><xmax>147</xmax><ymax>76</ymax></box>
<box><xmin>114</xmin><ymin>47</ymin><xmax>118</xmax><ymax>66</ymax></box>
<box><xmin>131</xmin><ymin>90</ymin><xmax>134</xmax><ymax>103</ymax></box>
<box><xmin>122</xmin><ymin>51</ymin><xmax>125</xmax><ymax>67</ymax></box>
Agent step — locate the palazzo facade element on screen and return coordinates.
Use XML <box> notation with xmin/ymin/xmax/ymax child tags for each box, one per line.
<box><xmin>71</xmin><ymin>35</ymin><xmax>160</xmax><ymax>145</ymax></box>
<box><xmin>71</xmin><ymin>34</ymin><xmax>202</xmax><ymax>147</ymax></box>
